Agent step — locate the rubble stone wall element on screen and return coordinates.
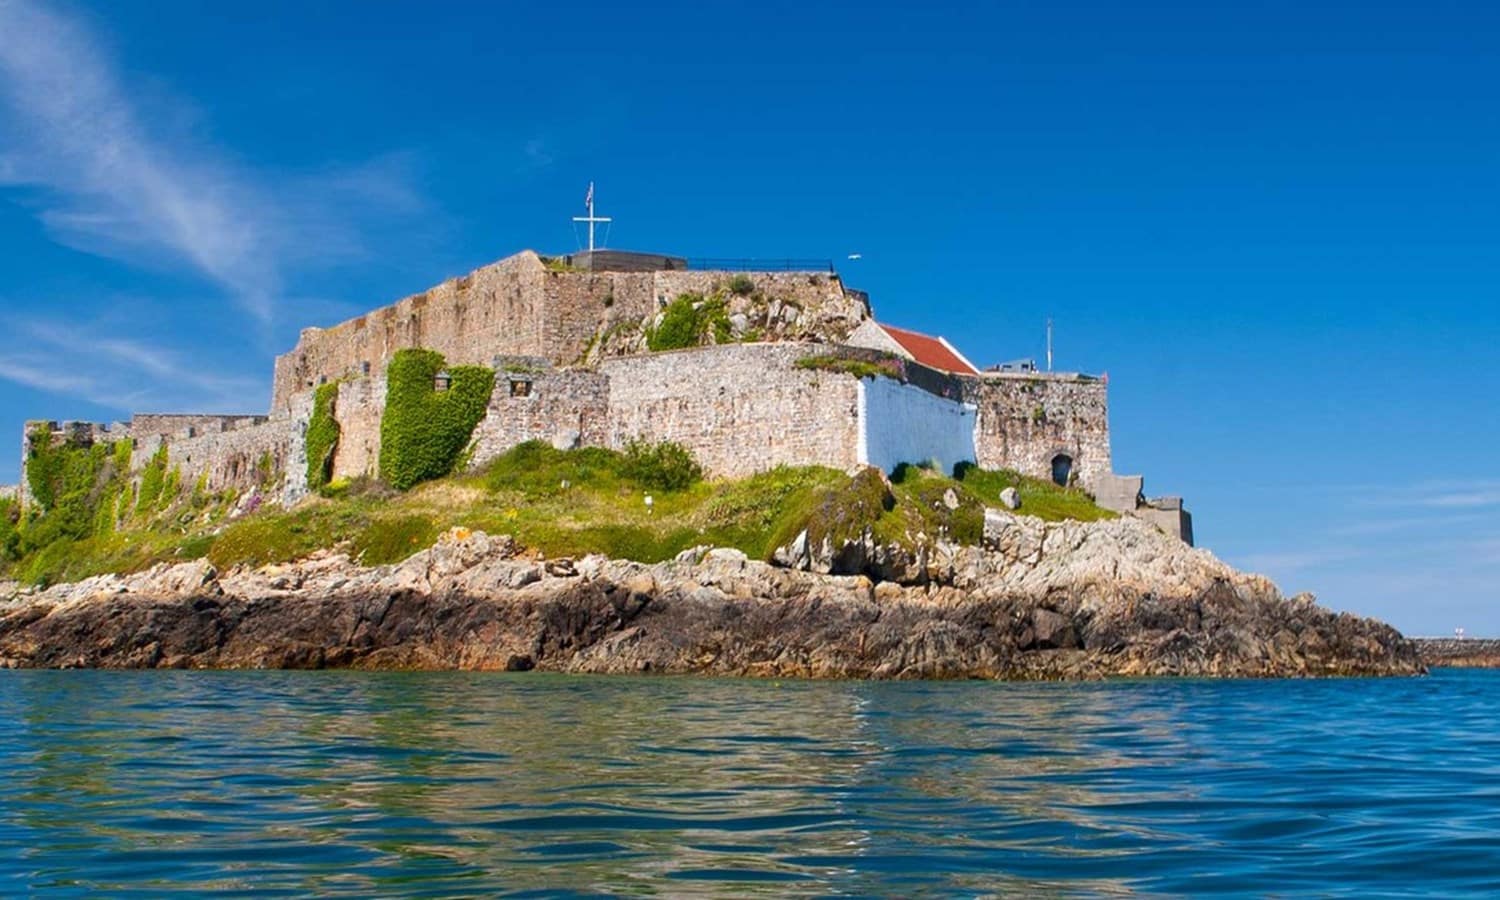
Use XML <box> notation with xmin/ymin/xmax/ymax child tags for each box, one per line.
<box><xmin>270</xmin><ymin>254</ymin><xmax>871</xmax><ymax>413</ymax></box>
<box><xmin>330</xmin><ymin>377</ymin><xmax>387</xmax><ymax>482</ymax></box>
<box><xmin>599</xmin><ymin>343</ymin><xmax>862</xmax><ymax>478</ymax></box>
<box><xmin>470</xmin><ymin>369</ymin><xmax>611</xmax><ymax>465</ymax></box>
<box><xmin>960</xmin><ymin>374</ymin><xmax>1112</xmax><ymax>489</ymax></box>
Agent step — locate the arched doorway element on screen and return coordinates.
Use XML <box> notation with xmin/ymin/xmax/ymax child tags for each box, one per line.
<box><xmin>1051</xmin><ymin>453</ymin><xmax>1073</xmax><ymax>487</ymax></box>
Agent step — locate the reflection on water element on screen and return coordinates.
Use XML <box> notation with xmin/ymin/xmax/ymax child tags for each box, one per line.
<box><xmin>2</xmin><ymin>671</ymin><xmax>1498</xmax><ymax>895</ymax></box>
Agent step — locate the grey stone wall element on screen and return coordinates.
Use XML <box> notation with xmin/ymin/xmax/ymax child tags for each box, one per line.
<box><xmin>330</xmin><ymin>377</ymin><xmax>387</xmax><ymax>482</ymax></box>
<box><xmin>270</xmin><ymin>252</ymin><xmax>871</xmax><ymax>413</ymax></box>
<box><xmin>471</xmin><ymin>369</ymin><xmax>610</xmax><ymax>464</ymax></box>
<box><xmin>599</xmin><ymin>343</ymin><xmax>862</xmax><ymax>478</ymax></box>
<box><xmin>143</xmin><ymin>417</ymin><xmax>294</xmax><ymax>499</ymax></box>
<box><xmin>16</xmin><ymin>414</ymin><xmax>294</xmax><ymax>511</ymax></box>
<box><xmin>959</xmin><ymin>373</ymin><xmax>1111</xmax><ymax>489</ymax></box>
<box><xmin>130</xmin><ymin>413</ymin><xmax>268</xmax><ymax>439</ymax></box>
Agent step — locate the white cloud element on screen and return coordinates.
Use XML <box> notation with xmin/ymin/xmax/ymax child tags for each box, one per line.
<box><xmin>0</xmin><ymin>315</ymin><xmax>267</xmax><ymax>414</ymax></box>
<box><xmin>0</xmin><ymin>0</ymin><xmax>428</xmax><ymax>324</ymax></box>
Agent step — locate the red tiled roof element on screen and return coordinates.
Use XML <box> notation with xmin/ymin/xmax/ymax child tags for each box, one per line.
<box><xmin>878</xmin><ymin>324</ymin><xmax>979</xmax><ymax>375</ymax></box>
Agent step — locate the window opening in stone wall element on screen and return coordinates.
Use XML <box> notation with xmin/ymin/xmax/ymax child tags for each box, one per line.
<box><xmin>509</xmin><ymin>378</ymin><xmax>532</xmax><ymax>398</ymax></box>
<box><xmin>1051</xmin><ymin>453</ymin><xmax>1073</xmax><ymax>487</ymax></box>
<box><xmin>361</xmin><ymin>361</ymin><xmax>371</xmax><ymax>376</ymax></box>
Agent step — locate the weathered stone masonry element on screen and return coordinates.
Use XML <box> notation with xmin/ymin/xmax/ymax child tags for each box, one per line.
<box><xmin>270</xmin><ymin>251</ymin><xmax>865</xmax><ymax>415</ymax></box>
<box><xmin>9</xmin><ymin>246</ymin><xmax>1179</xmax><ymax>538</ymax></box>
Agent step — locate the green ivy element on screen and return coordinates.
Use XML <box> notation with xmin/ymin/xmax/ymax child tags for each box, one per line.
<box><xmin>21</xmin><ymin>429</ymin><xmax>130</xmax><ymax>550</ymax></box>
<box><xmin>305</xmin><ymin>382</ymin><xmax>341</xmax><ymax>491</ymax></box>
<box><xmin>0</xmin><ymin>497</ymin><xmax>20</xmax><ymax>562</ymax></box>
<box><xmin>378</xmin><ymin>349</ymin><xmax>496</xmax><ymax>491</ymax></box>
<box><xmin>135</xmin><ymin>445</ymin><xmax>170</xmax><ymax>515</ymax></box>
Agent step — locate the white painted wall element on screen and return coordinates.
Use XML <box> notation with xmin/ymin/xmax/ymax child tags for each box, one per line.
<box><xmin>857</xmin><ymin>377</ymin><xmax>977</xmax><ymax>475</ymax></box>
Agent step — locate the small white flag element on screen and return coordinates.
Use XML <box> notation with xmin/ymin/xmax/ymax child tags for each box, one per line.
<box><xmin>585</xmin><ymin>182</ymin><xmax>593</xmax><ymax>210</ymax></box>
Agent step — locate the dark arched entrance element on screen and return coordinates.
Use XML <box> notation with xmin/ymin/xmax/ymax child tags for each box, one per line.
<box><xmin>1051</xmin><ymin>453</ymin><xmax>1073</xmax><ymax>487</ymax></box>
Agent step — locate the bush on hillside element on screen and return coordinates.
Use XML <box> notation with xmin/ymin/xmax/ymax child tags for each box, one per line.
<box><xmin>621</xmin><ymin>439</ymin><xmax>703</xmax><ymax>492</ymax></box>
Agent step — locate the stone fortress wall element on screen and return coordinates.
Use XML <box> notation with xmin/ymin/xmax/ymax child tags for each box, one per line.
<box><xmin>270</xmin><ymin>251</ymin><xmax>862</xmax><ymax>414</ymax></box>
<box><xmin>10</xmin><ymin>247</ymin><xmax>1196</xmax><ymax>542</ymax></box>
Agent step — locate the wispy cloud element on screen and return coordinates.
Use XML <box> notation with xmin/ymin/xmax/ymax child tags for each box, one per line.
<box><xmin>0</xmin><ymin>315</ymin><xmax>267</xmax><ymax>414</ymax></box>
<box><xmin>0</xmin><ymin>0</ymin><xmax>428</xmax><ymax>324</ymax></box>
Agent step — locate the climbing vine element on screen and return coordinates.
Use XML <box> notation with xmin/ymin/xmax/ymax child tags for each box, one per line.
<box><xmin>21</xmin><ymin>427</ymin><xmax>131</xmax><ymax>549</ymax></box>
<box><xmin>305</xmin><ymin>382</ymin><xmax>341</xmax><ymax>491</ymax></box>
<box><xmin>135</xmin><ymin>445</ymin><xmax>171</xmax><ymax>516</ymax></box>
<box><xmin>0</xmin><ymin>497</ymin><xmax>19</xmax><ymax>562</ymax></box>
<box><xmin>378</xmin><ymin>349</ymin><xmax>496</xmax><ymax>491</ymax></box>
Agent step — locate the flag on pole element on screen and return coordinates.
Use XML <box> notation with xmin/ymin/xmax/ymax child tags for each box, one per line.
<box><xmin>585</xmin><ymin>182</ymin><xmax>593</xmax><ymax>210</ymax></box>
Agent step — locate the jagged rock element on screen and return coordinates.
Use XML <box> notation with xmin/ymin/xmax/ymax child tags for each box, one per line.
<box><xmin>0</xmin><ymin>524</ymin><xmax>1422</xmax><ymax>678</ymax></box>
<box><xmin>999</xmin><ymin>487</ymin><xmax>1021</xmax><ymax>510</ymax></box>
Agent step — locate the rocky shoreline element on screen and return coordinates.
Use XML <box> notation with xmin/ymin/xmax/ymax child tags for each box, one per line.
<box><xmin>0</xmin><ymin>513</ymin><xmax>1422</xmax><ymax>678</ymax></box>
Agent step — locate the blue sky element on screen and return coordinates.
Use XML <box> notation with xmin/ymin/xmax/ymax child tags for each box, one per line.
<box><xmin>1</xmin><ymin>0</ymin><xmax>1496</xmax><ymax>634</ymax></box>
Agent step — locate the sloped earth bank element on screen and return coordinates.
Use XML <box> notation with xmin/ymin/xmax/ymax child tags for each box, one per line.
<box><xmin>0</xmin><ymin>513</ymin><xmax>1421</xmax><ymax>677</ymax></box>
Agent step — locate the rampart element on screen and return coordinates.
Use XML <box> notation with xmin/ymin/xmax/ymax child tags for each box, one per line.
<box><xmin>18</xmin><ymin>414</ymin><xmax>293</xmax><ymax>509</ymax></box>
<box><xmin>599</xmin><ymin>343</ymin><xmax>863</xmax><ymax>478</ymax></box>
<box><xmin>270</xmin><ymin>251</ymin><xmax>866</xmax><ymax>414</ymax></box>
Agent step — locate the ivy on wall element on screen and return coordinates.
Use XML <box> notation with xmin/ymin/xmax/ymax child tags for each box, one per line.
<box><xmin>305</xmin><ymin>382</ymin><xmax>341</xmax><ymax>491</ymax></box>
<box><xmin>22</xmin><ymin>427</ymin><xmax>132</xmax><ymax>551</ymax></box>
<box><xmin>0</xmin><ymin>497</ymin><xmax>19</xmax><ymax>562</ymax></box>
<box><xmin>378</xmin><ymin>349</ymin><xmax>496</xmax><ymax>491</ymax></box>
<box><xmin>135</xmin><ymin>445</ymin><xmax>171</xmax><ymax>516</ymax></box>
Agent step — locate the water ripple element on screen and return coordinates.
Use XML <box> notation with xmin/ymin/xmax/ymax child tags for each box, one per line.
<box><xmin>1</xmin><ymin>670</ymin><xmax>1498</xmax><ymax>896</ymax></box>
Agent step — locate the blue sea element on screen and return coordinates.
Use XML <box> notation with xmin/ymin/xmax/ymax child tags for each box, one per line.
<box><xmin>1</xmin><ymin>670</ymin><xmax>1497</xmax><ymax>897</ymax></box>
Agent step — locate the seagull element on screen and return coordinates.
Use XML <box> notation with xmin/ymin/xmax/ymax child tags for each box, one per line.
<box><xmin>847</xmin><ymin>253</ymin><xmax>863</xmax><ymax>260</ymax></box>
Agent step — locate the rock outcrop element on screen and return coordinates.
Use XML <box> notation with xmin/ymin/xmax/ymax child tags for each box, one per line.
<box><xmin>0</xmin><ymin>516</ymin><xmax>1421</xmax><ymax>678</ymax></box>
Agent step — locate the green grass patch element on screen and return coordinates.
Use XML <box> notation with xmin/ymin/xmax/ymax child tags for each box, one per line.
<box><xmin>795</xmin><ymin>354</ymin><xmax>903</xmax><ymax>381</ymax></box>
<box><xmin>953</xmin><ymin>462</ymin><xmax>1116</xmax><ymax>522</ymax></box>
<box><xmin>3</xmin><ymin>431</ymin><xmax>1114</xmax><ymax>585</ymax></box>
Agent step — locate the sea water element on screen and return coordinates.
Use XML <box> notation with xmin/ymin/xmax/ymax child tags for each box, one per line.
<box><xmin>1</xmin><ymin>669</ymin><xmax>1497</xmax><ymax>896</ymax></box>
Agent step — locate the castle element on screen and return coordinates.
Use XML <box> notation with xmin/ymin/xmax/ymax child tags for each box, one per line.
<box><xmin>12</xmin><ymin>247</ymin><xmax>1192</xmax><ymax>543</ymax></box>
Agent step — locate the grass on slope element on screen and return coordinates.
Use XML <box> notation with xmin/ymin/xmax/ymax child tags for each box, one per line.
<box><xmin>2</xmin><ymin>442</ymin><xmax>1114</xmax><ymax>586</ymax></box>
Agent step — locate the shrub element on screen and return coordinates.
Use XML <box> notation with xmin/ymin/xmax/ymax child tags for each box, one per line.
<box><xmin>0</xmin><ymin>498</ymin><xmax>19</xmax><ymax>562</ymax></box>
<box><xmin>646</xmin><ymin>293</ymin><xmax>733</xmax><ymax>351</ymax></box>
<box><xmin>378</xmin><ymin>349</ymin><xmax>496</xmax><ymax>491</ymax></box>
<box><xmin>620</xmin><ymin>440</ymin><xmax>703</xmax><ymax>492</ymax></box>
<box><xmin>726</xmin><ymin>274</ymin><xmax>756</xmax><ymax>296</ymax></box>
<box><xmin>484</xmin><ymin>441</ymin><xmax>625</xmax><ymax>497</ymax></box>
<box><xmin>305</xmin><ymin>382</ymin><xmax>340</xmax><ymax>491</ymax></box>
